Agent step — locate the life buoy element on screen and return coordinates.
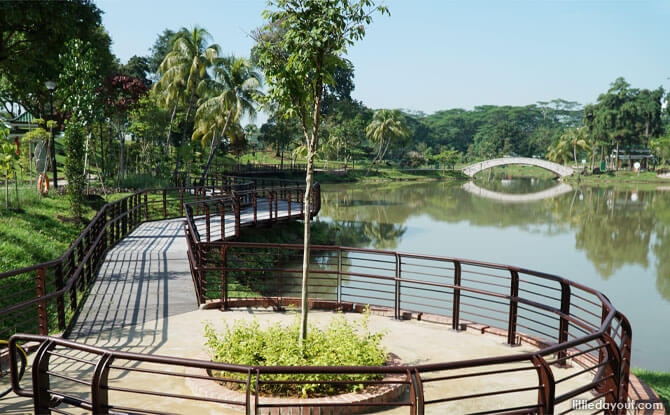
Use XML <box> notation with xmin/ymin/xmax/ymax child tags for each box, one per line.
<box><xmin>37</xmin><ymin>174</ymin><xmax>49</xmax><ymax>195</ymax></box>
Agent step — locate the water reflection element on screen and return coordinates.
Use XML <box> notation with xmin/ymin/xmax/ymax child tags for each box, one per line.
<box><xmin>462</xmin><ymin>181</ymin><xmax>573</xmax><ymax>203</ymax></box>
<box><xmin>320</xmin><ymin>181</ymin><xmax>670</xmax><ymax>302</ymax></box>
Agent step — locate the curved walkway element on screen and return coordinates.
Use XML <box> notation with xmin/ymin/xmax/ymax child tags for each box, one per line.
<box><xmin>67</xmin><ymin>198</ymin><xmax>297</xmax><ymax>341</ymax></box>
<box><xmin>462</xmin><ymin>157</ymin><xmax>574</xmax><ymax>177</ymax></box>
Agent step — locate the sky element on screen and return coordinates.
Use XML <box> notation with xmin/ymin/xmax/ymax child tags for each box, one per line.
<box><xmin>96</xmin><ymin>0</ymin><xmax>670</xmax><ymax>115</ymax></box>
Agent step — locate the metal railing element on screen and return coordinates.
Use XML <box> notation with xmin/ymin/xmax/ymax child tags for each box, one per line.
<box><xmin>4</xmin><ymin>175</ymin><xmax>632</xmax><ymax>414</ymax></box>
<box><xmin>0</xmin><ymin>175</ymin><xmax>312</xmax><ymax>339</ymax></box>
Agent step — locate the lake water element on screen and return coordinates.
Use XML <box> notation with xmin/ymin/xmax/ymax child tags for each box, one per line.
<box><xmin>318</xmin><ymin>178</ymin><xmax>670</xmax><ymax>371</ymax></box>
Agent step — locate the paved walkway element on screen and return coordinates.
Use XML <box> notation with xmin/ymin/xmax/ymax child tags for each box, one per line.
<box><xmin>68</xmin><ymin>199</ymin><xmax>301</xmax><ymax>342</ymax></box>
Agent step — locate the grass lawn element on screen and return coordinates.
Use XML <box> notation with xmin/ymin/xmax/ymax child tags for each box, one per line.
<box><xmin>472</xmin><ymin>165</ymin><xmax>558</xmax><ymax>180</ymax></box>
<box><xmin>632</xmin><ymin>369</ymin><xmax>670</xmax><ymax>411</ymax></box>
<box><xmin>0</xmin><ymin>187</ymin><xmax>104</xmax><ymax>272</ymax></box>
<box><xmin>565</xmin><ymin>169</ymin><xmax>670</xmax><ymax>185</ymax></box>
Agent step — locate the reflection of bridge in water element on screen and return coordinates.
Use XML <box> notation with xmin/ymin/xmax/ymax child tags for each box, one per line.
<box><xmin>462</xmin><ymin>181</ymin><xmax>573</xmax><ymax>203</ymax></box>
<box><xmin>462</xmin><ymin>157</ymin><xmax>574</xmax><ymax>177</ymax></box>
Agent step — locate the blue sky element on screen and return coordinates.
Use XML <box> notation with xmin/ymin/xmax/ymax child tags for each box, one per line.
<box><xmin>96</xmin><ymin>0</ymin><xmax>670</xmax><ymax>114</ymax></box>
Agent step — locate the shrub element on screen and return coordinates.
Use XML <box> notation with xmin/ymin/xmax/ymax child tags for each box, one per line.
<box><xmin>203</xmin><ymin>311</ymin><xmax>387</xmax><ymax>397</ymax></box>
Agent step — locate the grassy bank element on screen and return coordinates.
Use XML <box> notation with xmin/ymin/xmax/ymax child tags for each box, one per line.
<box><xmin>0</xmin><ymin>187</ymin><xmax>106</xmax><ymax>272</ymax></box>
<box><xmin>472</xmin><ymin>165</ymin><xmax>558</xmax><ymax>180</ymax></box>
<box><xmin>632</xmin><ymin>369</ymin><xmax>669</xmax><ymax>411</ymax></box>
<box><xmin>565</xmin><ymin>170</ymin><xmax>670</xmax><ymax>185</ymax></box>
<box><xmin>269</xmin><ymin>167</ymin><xmax>467</xmax><ymax>184</ymax></box>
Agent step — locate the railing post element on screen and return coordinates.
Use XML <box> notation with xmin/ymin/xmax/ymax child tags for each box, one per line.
<box><xmin>253</xmin><ymin>192</ymin><xmax>257</xmax><ymax>226</ymax></box>
<box><xmin>162</xmin><ymin>189</ymin><xmax>167</xmax><ymax>219</ymax></box>
<box><xmin>288</xmin><ymin>188</ymin><xmax>291</xmax><ymax>217</ymax></box>
<box><xmin>337</xmin><ymin>248</ymin><xmax>342</xmax><ymax>305</ymax></box>
<box><xmin>273</xmin><ymin>190</ymin><xmax>278</xmax><ymax>219</ymax></box>
<box><xmin>395</xmin><ymin>254</ymin><xmax>401</xmax><ymax>319</ymax></box>
<box><xmin>180</xmin><ymin>188</ymin><xmax>184</xmax><ymax>217</ymax></box>
<box><xmin>234</xmin><ymin>192</ymin><xmax>241</xmax><ymax>238</ymax></box>
<box><xmin>452</xmin><ymin>261</ymin><xmax>463</xmax><ymax>331</ymax></box>
<box><xmin>599</xmin><ymin>333</ymin><xmax>622</xmax><ymax>411</ymax></box>
<box><xmin>122</xmin><ymin>198</ymin><xmax>128</xmax><ymax>236</ymax></box>
<box><xmin>55</xmin><ymin>263</ymin><xmax>66</xmax><ymax>331</ymax></box>
<box><xmin>91</xmin><ymin>353</ymin><xmax>113</xmax><ymax>415</ymax></box>
<box><xmin>36</xmin><ymin>268</ymin><xmax>48</xmax><ymax>335</ymax></box>
<box><xmin>69</xmin><ymin>252</ymin><xmax>77</xmax><ymax>311</ymax></box>
<box><xmin>507</xmin><ymin>269</ymin><xmax>520</xmax><ymax>345</ymax></box>
<box><xmin>221</xmin><ymin>245</ymin><xmax>228</xmax><ymax>310</ymax></box>
<box><xmin>32</xmin><ymin>340</ymin><xmax>55</xmax><ymax>414</ymax></box>
<box><xmin>205</xmin><ymin>204</ymin><xmax>211</xmax><ymax>243</ymax></box>
<box><xmin>144</xmin><ymin>191</ymin><xmax>148</xmax><ymax>220</ymax></box>
<box><xmin>531</xmin><ymin>354</ymin><xmax>555</xmax><ymax>415</ymax></box>
<box><xmin>220</xmin><ymin>201</ymin><xmax>226</xmax><ymax>240</ymax></box>
<box><xmin>268</xmin><ymin>191</ymin><xmax>273</xmax><ymax>221</ymax></box>
<box><xmin>557</xmin><ymin>281</ymin><xmax>571</xmax><ymax>366</ymax></box>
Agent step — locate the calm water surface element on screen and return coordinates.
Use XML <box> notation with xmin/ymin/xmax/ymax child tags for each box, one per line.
<box><xmin>318</xmin><ymin>178</ymin><xmax>670</xmax><ymax>371</ymax></box>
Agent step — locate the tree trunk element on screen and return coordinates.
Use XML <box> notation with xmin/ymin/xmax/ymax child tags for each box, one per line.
<box><xmin>615</xmin><ymin>141</ymin><xmax>619</xmax><ymax>171</ymax></box>
<box><xmin>118</xmin><ymin>131</ymin><xmax>125</xmax><ymax>187</ymax></box>
<box><xmin>166</xmin><ymin>91</ymin><xmax>181</xmax><ymax>149</ymax></box>
<box><xmin>573</xmin><ymin>144</ymin><xmax>577</xmax><ymax>165</ymax></box>
<box><xmin>299</xmin><ymin>76</ymin><xmax>323</xmax><ymax>344</ymax></box>
<box><xmin>200</xmin><ymin>111</ymin><xmax>233</xmax><ymax>183</ymax></box>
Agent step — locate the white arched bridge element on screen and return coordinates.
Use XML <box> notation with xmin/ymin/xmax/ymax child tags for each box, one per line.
<box><xmin>462</xmin><ymin>157</ymin><xmax>574</xmax><ymax>177</ymax></box>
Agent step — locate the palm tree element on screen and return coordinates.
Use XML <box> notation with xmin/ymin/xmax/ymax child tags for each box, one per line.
<box><xmin>153</xmin><ymin>77</ymin><xmax>184</xmax><ymax>151</ymax></box>
<box><xmin>193</xmin><ymin>56</ymin><xmax>262</xmax><ymax>181</ymax></box>
<box><xmin>365</xmin><ymin>109</ymin><xmax>409</xmax><ymax>167</ymax></box>
<box><xmin>559</xmin><ymin>127</ymin><xmax>589</xmax><ymax>165</ymax></box>
<box><xmin>156</xmin><ymin>26</ymin><xmax>219</xmax><ymax>172</ymax></box>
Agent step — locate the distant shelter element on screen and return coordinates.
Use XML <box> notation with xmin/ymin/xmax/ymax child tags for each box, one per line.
<box><xmin>611</xmin><ymin>147</ymin><xmax>655</xmax><ymax>169</ymax></box>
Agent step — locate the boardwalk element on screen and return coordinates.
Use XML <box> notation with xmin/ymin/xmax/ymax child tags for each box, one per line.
<box><xmin>68</xmin><ymin>198</ymin><xmax>300</xmax><ymax>341</ymax></box>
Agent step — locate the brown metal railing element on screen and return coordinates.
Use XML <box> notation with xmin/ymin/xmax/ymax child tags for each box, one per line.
<box><xmin>5</xmin><ymin>176</ymin><xmax>631</xmax><ymax>414</ymax></box>
<box><xmin>0</xmin><ymin>175</ymin><xmax>312</xmax><ymax>340</ymax></box>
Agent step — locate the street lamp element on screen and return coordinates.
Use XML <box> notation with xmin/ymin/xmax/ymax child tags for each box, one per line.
<box><xmin>45</xmin><ymin>80</ymin><xmax>57</xmax><ymax>188</ymax></box>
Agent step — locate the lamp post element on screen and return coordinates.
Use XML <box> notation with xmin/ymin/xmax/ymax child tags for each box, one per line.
<box><xmin>45</xmin><ymin>80</ymin><xmax>57</xmax><ymax>188</ymax></box>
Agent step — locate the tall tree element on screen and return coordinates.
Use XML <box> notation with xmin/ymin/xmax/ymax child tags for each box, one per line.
<box><xmin>254</xmin><ymin>0</ymin><xmax>388</xmax><ymax>342</ymax></box>
<box><xmin>148</xmin><ymin>29</ymin><xmax>177</xmax><ymax>77</ymax></box>
<box><xmin>193</xmin><ymin>56</ymin><xmax>262</xmax><ymax>181</ymax></box>
<box><xmin>156</xmin><ymin>26</ymin><xmax>219</xmax><ymax>174</ymax></box>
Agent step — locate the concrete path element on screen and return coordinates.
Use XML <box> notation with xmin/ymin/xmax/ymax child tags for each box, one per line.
<box><xmin>1</xmin><ymin>309</ymin><xmax>599</xmax><ymax>415</ymax></box>
<box><xmin>68</xmin><ymin>198</ymin><xmax>301</xmax><ymax>342</ymax></box>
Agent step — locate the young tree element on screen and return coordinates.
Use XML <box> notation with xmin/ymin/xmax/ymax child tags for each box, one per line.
<box><xmin>254</xmin><ymin>0</ymin><xmax>388</xmax><ymax>342</ymax></box>
<box><xmin>58</xmin><ymin>38</ymin><xmax>101</xmax><ymax>218</ymax></box>
<box><xmin>99</xmin><ymin>74</ymin><xmax>148</xmax><ymax>184</ymax></box>
<box><xmin>0</xmin><ymin>126</ymin><xmax>20</xmax><ymax>209</ymax></box>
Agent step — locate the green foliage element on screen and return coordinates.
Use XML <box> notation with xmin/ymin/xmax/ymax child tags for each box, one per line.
<box><xmin>203</xmin><ymin>311</ymin><xmax>387</xmax><ymax>397</ymax></box>
<box><xmin>58</xmin><ymin>38</ymin><xmax>102</xmax><ymax>124</ymax></box>
<box><xmin>632</xmin><ymin>369</ymin><xmax>669</xmax><ymax>411</ymax></box>
<box><xmin>0</xmin><ymin>2</ymin><xmax>114</xmax><ymax>122</ymax></box>
<box><xmin>435</xmin><ymin>149</ymin><xmax>461</xmax><ymax>170</ymax></box>
<box><xmin>0</xmin><ymin>125</ymin><xmax>20</xmax><ymax>208</ymax></box>
<box><xmin>585</xmin><ymin>78</ymin><xmax>665</xmax><ymax>150</ymax></box>
<box><xmin>366</xmin><ymin>109</ymin><xmax>410</xmax><ymax>165</ymax></box>
<box><xmin>63</xmin><ymin>119</ymin><xmax>86</xmax><ymax>218</ymax></box>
